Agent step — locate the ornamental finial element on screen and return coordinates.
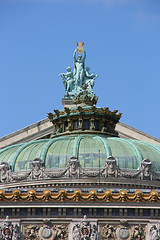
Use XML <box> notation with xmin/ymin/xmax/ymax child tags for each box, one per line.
<box><xmin>76</xmin><ymin>41</ymin><xmax>84</xmax><ymax>53</ymax></box>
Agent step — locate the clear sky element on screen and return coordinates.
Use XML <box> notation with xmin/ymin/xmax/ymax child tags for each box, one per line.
<box><xmin>0</xmin><ymin>0</ymin><xmax>160</xmax><ymax>139</ymax></box>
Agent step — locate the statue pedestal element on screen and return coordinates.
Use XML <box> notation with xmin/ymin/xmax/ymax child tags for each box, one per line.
<box><xmin>62</xmin><ymin>98</ymin><xmax>77</xmax><ymax>108</ymax></box>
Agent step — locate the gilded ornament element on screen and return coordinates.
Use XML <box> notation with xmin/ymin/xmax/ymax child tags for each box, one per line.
<box><xmin>134</xmin><ymin>190</ymin><xmax>143</xmax><ymax>202</ymax></box>
<box><xmin>119</xmin><ymin>190</ymin><xmax>128</xmax><ymax>202</ymax></box>
<box><xmin>12</xmin><ymin>189</ymin><xmax>21</xmax><ymax>202</ymax></box>
<box><xmin>104</xmin><ymin>190</ymin><xmax>112</xmax><ymax>202</ymax></box>
<box><xmin>150</xmin><ymin>190</ymin><xmax>159</xmax><ymax>202</ymax></box>
<box><xmin>43</xmin><ymin>189</ymin><xmax>52</xmax><ymax>201</ymax></box>
<box><xmin>76</xmin><ymin>41</ymin><xmax>84</xmax><ymax>53</ymax></box>
<box><xmin>27</xmin><ymin>189</ymin><xmax>36</xmax><ymax>201</ymax></box>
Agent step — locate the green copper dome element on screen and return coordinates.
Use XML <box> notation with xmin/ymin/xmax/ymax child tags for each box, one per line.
<box><xmin>0</xmin><ymin>134</ymin><xmax>160</xmax><ymax>172</ymax></box>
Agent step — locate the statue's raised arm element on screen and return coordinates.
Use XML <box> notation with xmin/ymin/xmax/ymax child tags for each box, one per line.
<box><xmin>82</xmin><ymin>50</ymin><xmax>86</xmax><ymax>62</ymax></box>
<box><xmin>73</xmin><ymin>49</ymin><xmax>77</xmax><ymax>62</ymax></box>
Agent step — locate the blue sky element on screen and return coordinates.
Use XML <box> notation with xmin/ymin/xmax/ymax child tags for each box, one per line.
<box><xmin>0</xmin><ymin>0</ymin><xmax>160</xmax><ymax>139</ymax></box>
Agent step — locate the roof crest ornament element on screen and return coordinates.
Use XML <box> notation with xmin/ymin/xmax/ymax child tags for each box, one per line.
<box><xmin>60</xmin><ymin>42</ymin><xmax>98</xmax><ymax>106</ymax></box>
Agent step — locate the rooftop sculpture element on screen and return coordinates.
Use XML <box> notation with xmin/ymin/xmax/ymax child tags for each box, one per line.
<box><xmin>60</xmin><ymin>42</ymin><xmax>98</xmax><ymax>100</ymax></box>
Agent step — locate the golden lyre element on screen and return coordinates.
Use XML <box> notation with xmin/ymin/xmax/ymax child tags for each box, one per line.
<box><xmin>76</xmin><ymin>42</ymin><xmax>84</xmax><ymax>53</ymax></box>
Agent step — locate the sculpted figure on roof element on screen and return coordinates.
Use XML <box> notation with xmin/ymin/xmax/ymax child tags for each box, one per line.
<box><xmin>60</xmin><ymin>66</ymin><xmax>74</xmax><ymax>96</ymax></box>
<box><xmin>73</xmin><ymin>48</ymin><xmax>86</xmax><ymax>89</ymax></box>
<box><xmin>60</xmin><ymin>42</ymin><xmax>98</xmax><ymax>98</ymax></box>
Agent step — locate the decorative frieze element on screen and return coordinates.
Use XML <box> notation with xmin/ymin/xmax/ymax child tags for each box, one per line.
<box><xmin>24</xmin><ymin>222</ymin><xmax>68</xmax><ymax>240</ymax></box>
<box><xmin>1</xmin><ymin>157</ymin><xmax>160</xmax><ymax>184</ymax></box>
<box><xmin>0</xmin><ymin>188</ymin><xmax>160</xmax><ymax>202</ymax></box>
<box><xmin>101</xmin><ymin>223</ymin><xmax>145</xmax><ymax>240</ymax></box>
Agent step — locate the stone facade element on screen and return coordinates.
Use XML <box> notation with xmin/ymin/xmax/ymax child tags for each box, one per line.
<box><xmin>1</xmin><ymin>216</ymin><xmax>160</xmax><ymax>239</ymax></box>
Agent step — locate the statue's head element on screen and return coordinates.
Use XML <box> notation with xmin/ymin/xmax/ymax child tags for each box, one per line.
<box><xmin>68</xmin><ymin>156</ymin><xmax>79</xmax><ymax>171</ymax></box>
<box><xmin>141</xmin><ymin>159</ymin><xmax>152</xmax><ymax>177</ymax></box>
<box><xmin>67</xmin><ymin>66</ymin><xmax>71</xmax><ymax>72</ymax></box>
<box><xmin>77</xmin><ymin>55</ymin><xmax>82</xmax><ymax>61</ymax></box>
<box><xmin>86</xmin><ymin>67</ymin><xmax>90</xmax><ymax>71</ymax></box>
<box><xmin>106</xmin><ymin>156</ymin><xmax>116</xmax><ymax>174</ymax></box>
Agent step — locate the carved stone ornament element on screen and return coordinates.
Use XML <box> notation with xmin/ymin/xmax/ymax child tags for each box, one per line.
<box><xmin>24</xmin><ymin>225</ymin><xmax>39</xmax><ymax>240</ymax></box>
<box><xmin>101</xmin><ymin>156</ymin><xmax>120</xmax><ymax>178</ymax></box>
<box><xmin>101</xmin><ymin>223</ymin><xmax>145</xmax><ymax>240</ymax></box>
<box><xmin>30</xmin><ymin>158</ymin><xmax>45</xmax><ymax>180</ymax></box>
<box><xmin>117</xmin><ymin>227</ymin><xmax>129</xmax><ymax>239</ymax></box>
<box><xmin>130</xmin><ymin>224</ymin><xmax>145</xmax><ymax>240</ymax></box>
<box><xmin>24</xmin><ymin>223</ymin><xmax>68</xmax><ymax>240</ymax></box>
<box><xmin>149</xmin><ymin>224</ymin><xmax>159</xmax><ymax>240</ymax></box>
<box><xmin>73</xmin><ymin>86</ymin><xmax>98</xmax><ymax>106</ymax></box>
<box><xmin>0</xmin><ymin>216</ymin><xmax>20</xmax><ymax>240</ymax></box>
<box><xmin>1</xmin><ymin>157</ymin><xmax>160</xmax><ymax>184</ymax></box>
<box><xmin>0</xmin><ymin>162</ymin><xmax>12</xmax><ymax>183</ymax></box>
<box><xmin>139</xmin><ymin>159</ymin><xmax>153</xmax><ymax>180</ymax></box>
<box><xmin>65</xmin><ymin>156</ymin><xmax>83</xmax><ymax>178</ymax></box>
<box><xmin>145</xmin><ymin>222</ymin><xmax>160</xmax><ymax>240</ymax></box>
<box><xmin>101</xmin><ymin>224</ymin><xmax>116</xmax><ymax>239</ymax></box>
<box><xmin>72</xmin><ymin>215</ymin><xmax>98</xmax><ymax>240</ymax></box>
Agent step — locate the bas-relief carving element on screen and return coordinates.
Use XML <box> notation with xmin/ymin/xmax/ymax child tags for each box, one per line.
<box><xmin>72</xmin><ymin>216</ymin><xmax>99</xmax><ymax>240</ymax></box>
<box><xmin>24</xmin><ymin>225</ymin><xmax>39</xmax><ymax>239</ymax></box>
<box><xmin>146</xmin><ymin>222</ymin><xmax>160</xmax><ymax>240</ymax></box>
<box><xmin>149</xmin><ymin>225</ymin><xmax>159</xmax><ymax>240</ymax></box>
<box><xmin>101</xmin><ymin>223</ymin><xmax>145</xmax><ymax>240</ymax></box>
<box><xmin>0</xmin><ymin>216</ymin><xmax>20</xmax><ymax>240</ymax></box>
<box><xmin>130</xmin><ymin>225</ymin><xmax>145</xmax><ymax>240</ymax></box>
<box><xmin>101</xmin><ymin>224</ymin><xmax>116</xmax><ymax>239</ymax></box>
<box><xmin>24</xmin><ymin>223</ymin><xmax>68</xmax><ymax>240</ymax></box>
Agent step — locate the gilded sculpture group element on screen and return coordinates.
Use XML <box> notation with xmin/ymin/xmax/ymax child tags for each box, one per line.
<box><xmin>60</xmin><ymin>43</ymin><xmax>98</xmax><ymax>97</ymax></box>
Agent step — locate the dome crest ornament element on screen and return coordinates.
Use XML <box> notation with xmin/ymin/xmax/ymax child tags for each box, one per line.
<box><xmin>60</xmin><ymin>42</ymin><xmax>98</xmax><ymax>104</ymax></box>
